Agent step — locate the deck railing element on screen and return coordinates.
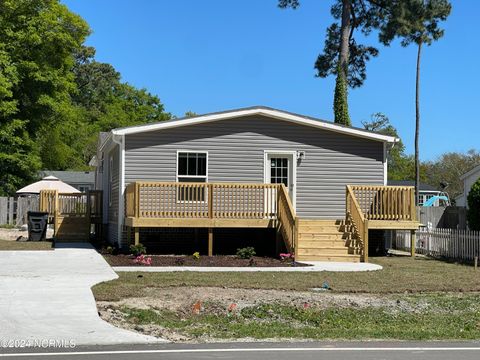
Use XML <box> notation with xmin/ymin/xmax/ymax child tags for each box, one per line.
<box><xmin>125</xmin><ymin>181</ymin><xmax>298</xmax><ymax>253</ymax></box>
<box><xmin>346</xmin><ymin>185</ymin><xmax>368</xmax><ymax>261</ymax></box>
<box><xmin>39</xmin><ymin>190</ymin><xmax>103</xmax><ymax>217</ymax></box>
<box><xmin>349</xmin><ymin>185</ymin><xmax>416</xmax><ymax>221</ymax></box>
<box><xmin>125</xmin><ymin>182</ymin><xmax>280</xmax><ymax>219</ymax></box>
<box><xmin>277</xmin><ymin>184</ymin><xmax>297</xmax><ymax>254</ymax></box>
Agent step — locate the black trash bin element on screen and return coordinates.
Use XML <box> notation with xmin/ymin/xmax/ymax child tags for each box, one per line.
<box><xmin>27</xmin><ymin>211</ymin><xmax>49</xmax><ymax>241</ymax></box>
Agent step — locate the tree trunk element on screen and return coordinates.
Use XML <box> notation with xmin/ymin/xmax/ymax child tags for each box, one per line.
<box><xmin>339</xmin><ymin>0</ymin><xmax>352</xmax><ymax>75</ymax></box>
<box><xmin>415</xmin><ymin>41</ymin><xmax>422</xmax><ymax>205</ymax></box>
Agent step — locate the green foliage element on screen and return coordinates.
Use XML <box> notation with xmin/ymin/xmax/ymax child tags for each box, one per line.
<box><xmin>129</xmin><ymin>243</ymin><xmax>147</xmax><ymax>256</ymax></box>
<box><xmin>192</xmin><ymin>252</ymin><xmax>201</xmax><ymax>260</ymax></box>
<box><xmin>0</xmin><ymin>1</ymin><xmax>171</xmax><ymax>192</ymax></box>
<box><xmin>236</xmin><ymin>247</ymin><xmax>256</xmax><ymax>259</ymax></box>
<box><xmin>423</xmin><ymin>150</ymin><xmax>480</xmax><ymax>200</ymax></box>
<box><xmin>467</xmin><ymin>179</ymin><xmax>480</xmax><ymax>231</ymax></box>
<box><xmin>333</xmin><ymin>68</ymin><xmax>351</xmax><ymax>126</ymax></box>
<box><xmin>378</xmin><ymin>0</ymin><xmax>452</xmax><ymax>48</ymax></box>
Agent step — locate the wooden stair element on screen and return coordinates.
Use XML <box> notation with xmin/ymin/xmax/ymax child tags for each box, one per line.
<box><xmin>296</xmin><ymin>219</ymin><xmax>361</xmax><ymax>262</ymax></box>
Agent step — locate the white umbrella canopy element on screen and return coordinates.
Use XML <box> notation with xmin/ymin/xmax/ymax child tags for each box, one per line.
<box><xmin>16</xmin><ymin>176</ymin><xmax>81</xmax><ymax>195</ymax></box>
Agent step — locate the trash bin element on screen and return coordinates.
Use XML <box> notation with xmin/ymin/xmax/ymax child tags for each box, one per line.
<box><xmin>27</xmin><ymin>211</ymin><xmax>49</xmax><ymax>241</ymax></box>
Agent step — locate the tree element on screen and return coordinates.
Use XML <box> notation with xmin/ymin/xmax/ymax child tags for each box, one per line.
<box><xmin>0</xmin><ymin>0</ymin><xmax>90</xmax><ymax>194</ymax></box>
<box><xmin>184</xmin><ymin>111</ymin><xmax>198</xmax><ymax>118</ymax></box>
<box><xmin>362</xmin><ymin>113</ymin><xmax>416</xmax><ymax>181</ymax></box>
<box><xmin>378</xmin><ymin>0</ymin><xmax>452</xmax><ymax>204</ymax></box>
<box><xmin>423</xmin><ymin>150</ymin><xmax>480</xmax><ymax>200</ymax></box>
<box><xmin>467</xmin><ymin>179</ymin><xmax>480</xmax><ymax>231</ymax></box>
<box><xmin>333</xmin><ymin>66</ymin><xmax>351</xmax><ymax>125</ymax></box>
<box><xmin>279</xmin><ymin>1</ymin><xmax>381</xmax><ymax>124</ymax></box>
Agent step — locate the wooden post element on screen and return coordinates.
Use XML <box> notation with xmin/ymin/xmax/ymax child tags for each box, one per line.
<box><xmin>53</xmin><ymin>190</ymin><xmax>59</xmax><ymax>237</ymax></box>
<box><xmin>126</xmin><ymin>226</ymin><xmax>132</xmax><ymax>245</ymax></box>
<box><xmin>475</xmin><ymin>256</ymin><xmax>478</xmax><ymax>271</ymax></box>
<box><xmin>208</xmin><ymin>228</ymin><xmax>213</xmax><ymax>256</ymax></box>
<box><xmin>8</xmin><ymin>197</ymin><xmax>14</xmax><ymax>225</ymax></box>
<box><xmin>363</xmin><ymin>220</ymin><xmax>369</xmax><ymax>263</ymax></box>
<box><xmin>134</xmin><ymin>227</ymin><xmax>140</xmax><ymax>246</ymax></box>
<box><xmin>410</xmin><ymin>229</ymin><xmax>416</xmax><ymax>257</ymax></box>
<box><xmin>208</xmin><ymin>184</ymin><xmax>214</xmax><ymax>219</ymax></box>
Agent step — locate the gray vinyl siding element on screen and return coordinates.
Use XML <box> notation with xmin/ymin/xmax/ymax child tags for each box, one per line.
<box><xmin>107</xmin><ymin>145</ymin><xmax>119</xmax><ymax>244</ymax></box>
<box><xmin>124</xmin><ymin>115</ymin><xmax>384</xmax><ymax>219</ymax></box>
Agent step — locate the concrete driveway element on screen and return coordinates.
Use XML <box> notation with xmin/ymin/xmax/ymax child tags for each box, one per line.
<box><xmin>0</xmin><ymin>243</ymin><xmax>164</xmax><ymax>346</ymax></box>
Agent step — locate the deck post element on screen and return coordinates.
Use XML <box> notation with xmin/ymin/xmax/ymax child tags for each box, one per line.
<box><xmin>363</xmin><ymin>219</ymin><xmax>369</xmax><ymax>263</ymax></box>
<box><xmin>208</xmin><ymin>228</ymin><xmax>213</xmax><ymax>256</ymax></box>
<box><xmin>134</xmin><ymin>227</ymin><xmax>140</xmax><ymax>246</ymax></box>
<box><xmin>410</xmin><ymin>229</ymin><xmax>416</xmax><ymax>257</ymax></box>
<box><xmin>126</xmin><ymin>226</ymin><xmax>131</xmax><ymax>245</ymax></box>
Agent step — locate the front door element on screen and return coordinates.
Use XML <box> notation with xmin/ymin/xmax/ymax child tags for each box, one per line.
<box><xmin>265</xmin><ymin>152</ymin><xmax>296</xmax><ymax>208</ymax></box>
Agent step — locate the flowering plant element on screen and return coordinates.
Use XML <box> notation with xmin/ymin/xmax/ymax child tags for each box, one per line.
<box><xmin>279</xmin><ymin>253</ymin><xmax>294</xmax><ymax>261</ymax></box>
<box><xmin>133</xmin><ymin>254</ymin><xmax>152</xmax><ymax>266</ymax></box>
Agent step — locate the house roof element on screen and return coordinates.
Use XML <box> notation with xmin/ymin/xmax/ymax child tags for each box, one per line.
<box><xmin>39</xmin><ymin>171</ymin><xmax>95</xmax><ymax>185</ymax></box>
<box><xmin>110</xmin><ymin>106</ymin><xmax>398</xmax><ymax>143</ymax></box>
<box><xmin>388</xmin><ymin>180</ymin><xmax>439</xmax><ymax>192</ymax></box>
<box><xmin>460</xmin><ymin>164</ymin><xmax>480</xmax><ymax>180</ymax></box>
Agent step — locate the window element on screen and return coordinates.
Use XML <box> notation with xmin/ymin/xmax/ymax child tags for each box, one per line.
<box><xmin>109</xmin><ymin>156</ymin><xmax>113</xmax><ymax>206</ymax></box>
<box><xmin>176</xmin><ymin>152</ymin><xmax>208</xmax><ymax>201</ymax></box>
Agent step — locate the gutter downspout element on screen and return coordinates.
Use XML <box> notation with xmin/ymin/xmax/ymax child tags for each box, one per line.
<box><xmin>112</xmin><ymin>133</ymin><xmax>125</xmax><ymax>248</ymax></box>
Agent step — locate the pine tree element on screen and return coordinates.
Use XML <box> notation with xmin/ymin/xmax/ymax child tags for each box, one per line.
<box><xmin>333</xmin><ymin>66</ymin><xmax>351</xmax><ymax>126</ymax></box>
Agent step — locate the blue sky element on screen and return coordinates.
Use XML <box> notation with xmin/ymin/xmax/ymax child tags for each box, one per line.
<box><xmin>63</xmin><ymin>0</ymin><xmax>478</xmax><ymax>160</ymax></box>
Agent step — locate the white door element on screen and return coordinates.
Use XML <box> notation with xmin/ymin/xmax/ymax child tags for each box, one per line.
<box><xmin>265</xmin><ymin>152</ymin><xmax>296</xmax><ymax>208</ymax></box>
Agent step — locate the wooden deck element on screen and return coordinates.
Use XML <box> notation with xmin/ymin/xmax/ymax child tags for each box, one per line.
<box><xmin>39</xmin><ymin>190</ymin><xmax>103</xmax><ymax>242</ymax></box>
<box><xmin>124</xmin><ymin>182</ymin><xmax>419</xmax><ymax>261</ymax></box>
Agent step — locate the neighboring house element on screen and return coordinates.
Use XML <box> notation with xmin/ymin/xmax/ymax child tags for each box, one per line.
<box><xmin>94</xmin><ymin>106</ymin><xmax>419</xmax><ymax>262</ymax></box>
<box><xmin>388</xmin><ymin>180</ymin><xmax>445</xmax><ymax>206</ymax></box>
<box><xmin>456</xmin><ymin>164</ymin><xmax>480</xmax><ymax>207</ymax></box>
<box><xmin>39</xmin><ymin>171</ymin><xmax>95</xmax><ymax>192</ymax></box>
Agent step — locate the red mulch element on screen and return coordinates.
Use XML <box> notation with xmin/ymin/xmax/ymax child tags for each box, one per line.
<box><xmin>103</xmin><ymin>254</ymin><xmax>310</xmax><ymax>267</ymax></box>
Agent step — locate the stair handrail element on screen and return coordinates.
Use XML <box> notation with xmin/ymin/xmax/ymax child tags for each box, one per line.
<box><xmin>277</xmin><ymin>184</ymin><xmax>298</xmax><ymax>257</ymax></box>
<box><xmin>346</xmin><ymin>185</ymin><xmax>369</xmax><ymax>262</ymax></box>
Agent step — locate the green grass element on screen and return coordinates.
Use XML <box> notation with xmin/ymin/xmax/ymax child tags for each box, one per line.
<box><xmin>0</xmin><ymin>224</ymin><xmax>16</xmax><ymax>229</ymax></box>
<box><xmin>120</xmin><ymin>294</ymin><xmax>480</xmax><ymax>340</ymax></box>
<box><xmin>93</xmin><ymin>257</ymin><xmax>480</xmax><ymax>301</ymax></box>
<box><xmin>0</xmin><ymin>239</ymin><xmax>53</xmax><ymax>251</ymax></box>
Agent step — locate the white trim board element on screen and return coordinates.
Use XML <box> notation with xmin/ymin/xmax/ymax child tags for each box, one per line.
<box><xmin>111</xmin><ymin>107</ymin><xmax>398</xmax><ymax>143</ymax></box>
<box><xmin>263</xmin><ymin>150</ymin><xmax>297</xmax><ymax>209</ymax></box>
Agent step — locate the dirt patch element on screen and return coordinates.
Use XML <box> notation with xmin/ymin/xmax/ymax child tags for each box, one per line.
<box><xmin>104</xmin><ymin>254</ymin><xmax>310</xmax><ymax>267</ymax></box>
<box><xmin>97</xmin><ymin>286</ymin><xmax>422</xmax><ymax>342</ymax></box>
<box><xmin>0</xmin><ymin>227</ymin><xmax>54</xmax><ymax>242</ymax></box>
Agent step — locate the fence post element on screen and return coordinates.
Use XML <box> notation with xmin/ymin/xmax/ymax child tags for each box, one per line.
<box><xmin>410</xmin><ymin>229</ymin><xmax>416</xmax><ymax>257</ymax></box>
<box><xmin>8</xmin><ymin>197</ymin><xmax>14</xmax><ymax>225</ymax></box>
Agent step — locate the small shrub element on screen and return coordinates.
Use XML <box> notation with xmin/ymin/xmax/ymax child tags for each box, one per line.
<box><xmin>467</xmin><ymin>179</ymin><xmax>480</xmax><ymax>231</ymax></box>
<box><xmin>105</xmin><ymin>246</ymin><xmax>114</xmax><ymax>254</ymax></box>
<box><xmin>175</xmin><ymin>257</ymin><xmax>185</xmax><ymax>266</ymax></box>
<box><xmin>129</xmin><ymin>243</ymin><xmax>146</xmax><ymax>256</ymax></box>
<box><xmin>192</xmin><ymin>251</ymin><xmax>200</xmax><ymax>260</ymax></box>
<box><xmin>236</xmin><ymin>247</ymin><xmax>256</xmax><ymax>259</ymax></box>
<box><xmin>133</xmin><ymin>254</ymin><xmax>152</xmax><ymax>266</ymax></box>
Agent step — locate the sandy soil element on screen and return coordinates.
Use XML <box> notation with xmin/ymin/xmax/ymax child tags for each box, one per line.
<box><xmin>97</xmin><ymin>286</ymin><xmax>422</xmax><ymax>342</ymax></box>
<box><xmin>0</xmin><ymin>227</ymin><xmax>54</xmax><ymax>241</ymax></box>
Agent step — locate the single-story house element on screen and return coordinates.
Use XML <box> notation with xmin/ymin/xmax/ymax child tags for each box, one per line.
<box><xmin>93</xmin><ymin>106</ymin><xmax>419</xmax><ymax>262</ymax></box>
<box><xmin>39</xmin><ymin>171</ymin><xmax>95</xmax><ymax>193</ymax></box>
<box><xmin>388</xmin><ymin>180</ymin><xmax>446</xmax><ymax>206</ymax></box>
<box><xmin>455</xmin><ymin>164</ymin><xmax>480</xmax><ymax>207</ymax></box>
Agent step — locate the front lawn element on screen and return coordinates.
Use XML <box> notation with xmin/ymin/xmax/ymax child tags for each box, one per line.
<box><xmin>94</xmin><ymin>256</ymin><xmax>480</xmax><ymax>342</ymax></box>
<box><xmin>93</xmin><ymin>256</ymin><xmax>480</xmax><ymax>301</ymax></box>
<box><xmin>117</xmin><ymin>293</ymin><xmax>480</xmax><ymax>340</ymax></box>
<box><xmin>0</xmin><ymin>239</ymin><xmax>53</xmax><ymax>251</ymax></box>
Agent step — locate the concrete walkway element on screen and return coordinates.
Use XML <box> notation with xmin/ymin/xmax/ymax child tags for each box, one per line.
<box><xmin>0</xmin><ymin>243</ymin><xmax>165</xmax><ymax>346</ymax></box>
<box><xmin>113</xmin><ymin>261</ymin><xmax>382</xmax><ymax>273</ymax></box>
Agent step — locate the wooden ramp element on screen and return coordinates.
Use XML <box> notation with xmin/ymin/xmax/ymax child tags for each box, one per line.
<box><xmin>39</xmin><ymin>190</ymin><xmax>103</xmax><ymax>242</ymax></box>
<box><xmin>296</xmin><ymin>219</ymin><xmax>361</xmax><ymax>262</ymax></box>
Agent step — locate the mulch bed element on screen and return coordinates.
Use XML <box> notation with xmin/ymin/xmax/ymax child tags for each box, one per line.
<box><xmin>103</xmin><ymin>254</ymin><xmax>310</xmax><ymax>267</ymax></box>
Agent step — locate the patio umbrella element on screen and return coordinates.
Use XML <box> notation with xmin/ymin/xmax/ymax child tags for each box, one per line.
<box><xmin>16</xmin><ymin>176</ymin><xmax>81</xmax><ymax>195</ymax></box>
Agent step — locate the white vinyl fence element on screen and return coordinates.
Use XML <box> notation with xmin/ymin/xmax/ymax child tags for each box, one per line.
<box><xmin>395</xmin><ymin>228</ymin><xmax>480</xmax><ymax>261</ymax></box>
